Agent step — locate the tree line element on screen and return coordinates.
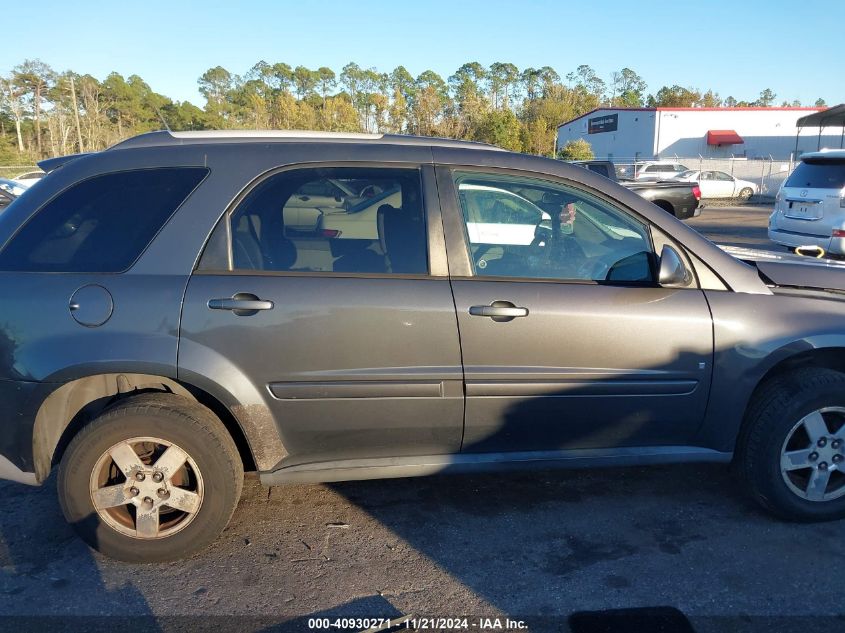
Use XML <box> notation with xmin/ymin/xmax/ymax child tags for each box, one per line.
<box><xmin>0</xmin><ymin>58</ymin><xmax>829</xmax><ymax>164</ymax></box>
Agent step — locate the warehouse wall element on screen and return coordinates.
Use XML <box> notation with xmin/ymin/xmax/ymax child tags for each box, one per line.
<box><xmin>557</xmin><ymin>108</ymin><xmax>844</xmax><ymax>161</ymax></box>
<box><xmin>654</xmin><ymin>109</ymin><xmax>842</xmax><ymax>159</ymax></box>
<box><xmin>557</xmin><ymin>109</ymin><xmax>656</xmax><ymax>160</ymax></box>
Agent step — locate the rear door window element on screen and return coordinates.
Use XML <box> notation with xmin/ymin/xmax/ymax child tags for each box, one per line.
<box><xmin>0</xmin><ymin>167</ymin><xmax>208</xmax><ymax>272</ymax></box>
<box><xmin>786</xmin><ymin>160</ymin><xmax>845</xmax><ymax>189</ymax></box>
<box><xmin>224</xmin><ymin>167</ymin><xmax>428</xmax><ymax>275</ymax></box>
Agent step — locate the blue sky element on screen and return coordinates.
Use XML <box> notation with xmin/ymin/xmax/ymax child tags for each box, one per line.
<box><xmin>3</xmin><ymin>0</ymin><xmax>843</xmax><ymax>107</ymax></box>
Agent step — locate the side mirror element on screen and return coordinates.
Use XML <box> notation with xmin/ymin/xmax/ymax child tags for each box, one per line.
<box><xmin>658</xmin><ymin>244</ymin><xmax>691</xmax><ymax>287</ymax></box>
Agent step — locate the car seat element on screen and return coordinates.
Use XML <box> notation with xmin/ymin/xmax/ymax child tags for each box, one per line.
<box><xmin>232</xmin><ymin>213</ymin><xmax>297</xmax><ymax>271</ymax></box>
<box><xmin>376</xmin><ymin>204</ymin><xmax>427</xmax><ymax>274</ymax></box>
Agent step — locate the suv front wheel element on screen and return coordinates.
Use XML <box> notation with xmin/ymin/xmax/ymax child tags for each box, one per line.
<box><xmin>58</xmin><ymin>393</ymin><xmax>243</xmax><ymax>563</ymax></box>
<box><xmin>739</xmin><ymin>368</ymin><xmax>845</xmax><ymax>521</ymax></box>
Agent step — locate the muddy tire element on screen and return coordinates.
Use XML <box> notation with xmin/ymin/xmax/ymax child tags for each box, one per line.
<box><xmin>58</xmin><ymin>393</ymin><xmax>243</xmax><ymax>562</ymax></box>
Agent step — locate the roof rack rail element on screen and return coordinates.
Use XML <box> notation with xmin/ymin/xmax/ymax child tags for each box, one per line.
<box><xmin>108</xmin><ymin>130</ymin><xmax>504</xmax><ymax>152</ymax></box>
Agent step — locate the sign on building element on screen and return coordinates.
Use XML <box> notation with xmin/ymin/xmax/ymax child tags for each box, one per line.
<box><xmin>588</xmin><ymin>113</ymin><xmax>618</xmax><ymax>134</ymax></box>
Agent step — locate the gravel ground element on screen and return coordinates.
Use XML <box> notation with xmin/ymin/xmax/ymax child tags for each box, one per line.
<box><xmin>1</xmin><ymin>465</ymin><xmax>843</xmax><ymax>632</ymax></box>
<box><xmin>2</xmin><ymin>202</ymin><xmax>840</xmax><ymax>633</ymax></box>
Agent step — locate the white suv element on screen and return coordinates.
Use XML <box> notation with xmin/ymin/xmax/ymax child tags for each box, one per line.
<box><xmin>635</xmin><ymin>162</ymin><xmax>689</xmax><ymax>181</ymax></box>
<box><xmin>768</xmin><ymin>150</ymin><xmax>845</xmax><ymax>255</ymax></box>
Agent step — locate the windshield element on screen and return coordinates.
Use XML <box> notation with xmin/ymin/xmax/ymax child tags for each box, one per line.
<box><xmin>786</xmin><ymin>160</ymin><xmax>845</xmax><ymax>189</ymax></box>
<box><xmin>676</xmin><ymin>170</ymin><xmax>697</xmax><ymax>179</ymax></box>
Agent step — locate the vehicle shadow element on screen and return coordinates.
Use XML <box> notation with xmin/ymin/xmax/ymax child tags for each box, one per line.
<box><xmin>0</xmin><ymin>474</ymin><xmax>160</xmax><ymax>631</ymax></box>
<box><xmin>321</xmin><ymin>351</ymin><xmax>845</xmax><ymax>631</ymax></box>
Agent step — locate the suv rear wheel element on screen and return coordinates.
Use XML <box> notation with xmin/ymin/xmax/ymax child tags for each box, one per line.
<box><xmin>58</xmin><ymin>393</ymin><xmax>243</xmax><ymax>562</ymax></box>
<box><xmin>739</xmin><ymin>368</ymin><xmax>845</xmax><ymax>521</ymax></box>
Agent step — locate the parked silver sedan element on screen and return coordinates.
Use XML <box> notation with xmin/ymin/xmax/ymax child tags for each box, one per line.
<box><xmin>672</xmin><ymin>169</ymin><xmax>758</xmax><ymax>200</ymax></box>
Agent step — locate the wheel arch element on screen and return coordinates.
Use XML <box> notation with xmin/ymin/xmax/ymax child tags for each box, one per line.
<box><xmin>33</xmin><ymin>372</ymin><xmax>266</xmax><ymax>483</ymax></box>
<box><xmin>734</xmin><ymin>346</ymin><xmax>845</xmax><ymax>455</ymax></box>
<box><xmin>651</xmin><ymin>199</ymin><xmax>675</xmax><ymax>215</ymax></box>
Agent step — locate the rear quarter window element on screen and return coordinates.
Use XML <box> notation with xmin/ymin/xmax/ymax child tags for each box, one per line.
<box><xmin>786</xmin><ymin>160</ymin><xmax>845</xmax><ymax>189</ymax></box>
<box><xmin>0</xmin><ymin>167</ymin><xmax>208</xmax><ymax>273</ymax></box>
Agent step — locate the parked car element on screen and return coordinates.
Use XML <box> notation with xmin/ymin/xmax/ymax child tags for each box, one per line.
<box><xmin>634</xmin><ymin>161</ymin><xmax>689</xmax><ymax>181</ymax></box>
<box><xmin>768</xmin><ymin>150</ymin><xmax>845</xmax><ymax>255</ymax></box>
<box><xmin>572</xmin><ymin>160</ymin><xmax>701</xmax><ymax>219</ymax></box>
<box><xmin>673</xmin><ymin>170</ymin><xmax>758</xmax><ymax>200</ymax></box>
<box><xmin>0</xmin><ymin>178</ymin><xmax>27</xmax><ymax>197</ymax></box>
<box><xmin>13</xmin><ymin>170</ymin><xmax>45</xmax><ymax>188</ymax></box>
<box><xmin>282</xmin><ymin>177</ymin><xmax>377</xmax><ymax>232</ymax></box>
<box><xmin>6</xmin><ymin>131</ymin><xmax>845</xmax><ymax>563</ymax></box>
<box><xmin>318</xmin><ymin>183</ymin><xmax>402</xmax><ymax>240</ymax></box>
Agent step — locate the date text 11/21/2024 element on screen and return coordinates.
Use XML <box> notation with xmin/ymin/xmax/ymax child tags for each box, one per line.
<box><xmin>307</xmin><ymin>617</ymin><xmax>528</xmax><ymax>630</ymax></box>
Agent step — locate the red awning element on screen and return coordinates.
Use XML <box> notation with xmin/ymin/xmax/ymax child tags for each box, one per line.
<box><xmin>707</xmin><ymin>130</ymin><xmax>744</xmax><ymax>145</ymax></box>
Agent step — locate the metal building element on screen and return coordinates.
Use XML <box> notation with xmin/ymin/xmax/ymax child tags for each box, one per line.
<box><xmin>557</xmin><ymin>106</ymin><xmax>845</xmax><ymax>161</ymax></box>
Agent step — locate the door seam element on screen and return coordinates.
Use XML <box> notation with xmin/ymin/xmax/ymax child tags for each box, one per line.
<box><xmin>430</xmin><ymin>162</ymin><xmax>468</xmax><ymax>450</ymax></box>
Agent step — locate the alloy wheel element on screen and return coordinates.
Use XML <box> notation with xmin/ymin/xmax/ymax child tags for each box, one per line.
<box><xmin>88</xmin><ymin>436</ymin><xmax>204</xmax><ymax>539</ymax></box>
<box><xmin>780</xmin><ymin>408</ymin><xmax>845</xmax><ymax>502</ymax></box>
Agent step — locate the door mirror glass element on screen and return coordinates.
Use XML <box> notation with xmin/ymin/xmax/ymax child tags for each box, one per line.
<box><xmin>658</xmin><ymin>244</ymin><xmax>690</xmax><ymax>287</ymax></box>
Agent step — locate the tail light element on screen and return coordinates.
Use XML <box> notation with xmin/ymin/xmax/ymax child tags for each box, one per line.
<box><xmin>692</xmin><ymin>185</ymin><xmax>701</xmax><ymax>201</ymax></box>
<box><xmin>832</xmin><ymin>229</ymin><xmax>845</xmax><ymax>238</ymax></box>
<box><xmin>840</xmin><ymin>196</ymin><xmax>845</xmax><ymax>208</ymax></box>
<box><xmin>321</xmin><ymin>229</ymin><xmax>342</xmax><ymax>238</ymax></box>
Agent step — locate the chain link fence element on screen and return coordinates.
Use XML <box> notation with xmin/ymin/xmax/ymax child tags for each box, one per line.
<box><xmin>679</xmin><ymin>157</ymin><xmax>793</xmax><ymax>201</ymax></box>
<box><xmin>611</xmin><ymin>156</ymin><xmax>795</xmax><ymax>203</ymax></box>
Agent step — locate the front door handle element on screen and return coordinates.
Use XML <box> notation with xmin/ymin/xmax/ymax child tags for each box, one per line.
<box><xmin>469</xmin><ymin>301</ymin><xmax>529</xmax><ymax>322</ymax></box>
<box><xmin>208</xmin><ymin>293</ymin><xmax>274</xmax><ymax>316</ymax></box>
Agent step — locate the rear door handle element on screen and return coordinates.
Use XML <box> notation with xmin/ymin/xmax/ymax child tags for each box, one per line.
<box><xmin>208</xmin><ymin>293</ymin><xmax>274</xmax><ymax>316</ymax></box>
<box><xmin>469</xmin><ymin>301</ymin><xmax>528</xmax><ymax>322</ymax></box>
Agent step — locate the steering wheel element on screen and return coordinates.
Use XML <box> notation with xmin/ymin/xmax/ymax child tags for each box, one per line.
<box><xmin>529</xmin><ymin>226</ymin><xmax>553</xmax><ymax>253</ymax></box>
<box><xmin>358</xmin><ymin>184</ymin><xmax>383</xmax><ymax>199</ymax></box>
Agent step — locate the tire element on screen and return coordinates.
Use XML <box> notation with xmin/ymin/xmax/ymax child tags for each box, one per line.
<box><xmin>58</xmin><ymin>393</ymin><xmax>243</xmax><ymax>562</ymax></box>
<box><xmin>738</xmin><ymin>187</ymin><xmax>753</xmax><ymax>201</ymax></box>
<box><xmin>738</xmin><ymin>368</ymin><xmax>845</xmax><ymax>522</ymax></box>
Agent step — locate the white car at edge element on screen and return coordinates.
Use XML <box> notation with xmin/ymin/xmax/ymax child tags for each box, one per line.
<box><xmin>768</xmin><ymin>150</ymin><xmax>845</xmax><ymax>255</ymax></box>
<box><xmin>672</xmin><ymin>170</ymin><xmax>758</xmax><ymax>200</ymax></box>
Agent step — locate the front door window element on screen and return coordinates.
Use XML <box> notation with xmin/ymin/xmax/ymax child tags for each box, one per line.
<box><xmin>453</xmin><ymin>172</ymin><xmax>655</xmax><ymax>283</ymax></box>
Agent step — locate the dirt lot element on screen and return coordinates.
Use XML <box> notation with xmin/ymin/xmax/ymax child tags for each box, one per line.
<box><xmin>2</xmin><ymin>465</ymin><xmax>843</xmax><ymax>632</ymax></box>
<box><xmin>2</xmin><ymin>202</ymin><xmax>839</xmax><ymax>633</ymax></box>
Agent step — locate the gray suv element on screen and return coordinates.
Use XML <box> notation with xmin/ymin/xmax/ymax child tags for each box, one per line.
<box><xmin>4</xmin><ymin>131</ymin><xmax>845</xmax><ymax>562</ymax></box>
